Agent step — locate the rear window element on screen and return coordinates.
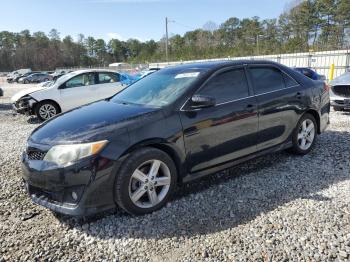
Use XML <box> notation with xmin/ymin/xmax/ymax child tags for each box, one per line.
<box><xmin>250</xmin><ymin>67</ymin><xmax>285</xmax><ymax>95</ymax></box>
<box><xmin>283</xmin><ymin>73</ymin><xmax>299</xmax><ymax>88</ymax></box>
<box><xmin>98</xmin><ymin>72</ymin><xmax>120</xmax><ymax>84</ymax></box>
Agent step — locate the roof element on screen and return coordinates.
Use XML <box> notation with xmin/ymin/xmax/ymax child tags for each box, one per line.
<box><xmin>161</xmin><ymin>59</ymin><xmax>281</xmax><ymax>72</ymax></box>
<box><xmin>70</xmin><ymin>69</ymin><xmax>118</xmax><ymax>74</ymax></box>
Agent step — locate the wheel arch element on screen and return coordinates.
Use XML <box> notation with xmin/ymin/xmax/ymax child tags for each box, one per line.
<box><xmin>303</xmin><ymin>109</ymin><xmax>321</xmax><ymax>134</ymax></box>
<box><xmin>121</xmin><ymin>138</ymin><xmax>186</xmax><ymax>184</ymax></box>
<box><xmin>34</xmin><ymin>99</ymin><xmax>62</xmax><ymax>114</ymax></box>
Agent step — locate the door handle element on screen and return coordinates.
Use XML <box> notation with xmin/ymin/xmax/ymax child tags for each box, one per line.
<box><xmin>295</xmin><ymin>92</ymin><xmax>302</xmax><ymax>99</ymax></box>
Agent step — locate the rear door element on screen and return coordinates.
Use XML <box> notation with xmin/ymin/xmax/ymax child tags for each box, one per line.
<box><xmin>247</xmin><ymin>65</ymin><xmax>305</xmax><ymax>150</ymax></box>
<box><xmin>179</xmin><ymin>66</ymin><xmax>259</xmax><ymax>173</ymax></box>
<box><xmin>58</xmin><ymin>72</ymin><xmax>97</xmax><ymax>111</ymax></box>
<box><xmin>94</xmin><ymin>72</ymin><xmax>125</xmax><ymax>100</ymax></box>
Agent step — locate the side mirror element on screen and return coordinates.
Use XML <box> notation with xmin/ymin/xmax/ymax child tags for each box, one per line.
<box><xmin>190</xmin><ymin>95</ymin><xmax>216</xmax><ymax>109</ymax></box>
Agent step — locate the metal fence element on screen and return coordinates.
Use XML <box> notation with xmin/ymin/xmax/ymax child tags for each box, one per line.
<box><xmin>150</xmin><ymin>49</ymin><xmax>350</xmax><ymax>80</ymax></box>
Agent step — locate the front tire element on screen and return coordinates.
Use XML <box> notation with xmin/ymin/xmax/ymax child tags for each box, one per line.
<box><xmin>115</xmin><ymin>147</ymin><xmax>177</xmax><ymax>215</ymax></box>
<box><xmin>35</xmin><ymin>101</ymin><xmax>60</xmax><ymax>121</ymax></box>
<box><xmin>289</xmin><ymin>113</ymin><xmax>317</xmax><ymax>155</ymax></box>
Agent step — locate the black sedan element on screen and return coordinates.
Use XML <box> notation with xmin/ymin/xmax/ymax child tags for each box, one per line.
<box><xmin>22</xmin><ymin>60</ymin><xmax>330</xmax><ymax>216</ymax></box>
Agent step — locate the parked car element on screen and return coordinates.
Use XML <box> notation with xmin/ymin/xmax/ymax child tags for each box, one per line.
<box><xmin>329</xmin><ymin>71</ymin><xmax>350</xmax><ymax>111</ymax></box>
<box><xmin>50</xmin><ymin>70</ymin><xmax>71</xmax><ymax>81</ymax></box>
<box><xmin>14</xmin><ymin>72</ymin><xmax>41</xmax><ymax>83</ymax></box>
<box><xmin>293</xmin><ymin>67</ymin><xmax>326</xmax><ymax>81</ymax></box>
<box><xmin>21</xmin><ymin>60</ymin><xmax>330</xmax><ymax>216</ymax></box>
<box><xmin>12</xmin><ymin>69</ymin><xmax>128</xmax><ymax>121</ymax></box>
<box><xmin>7</xmin><ymin>69</ymin><xmax>32</xmax><ymax>83</ymax></box>
<box><xmin>18</xmin><ymin>73</ymin><xmax>52</xmax><ymax>84</ymax></box>
<box><xmin>139</xmin><ymin>68</ymin><xmax>161</xmax><ymax>79</ymax></box>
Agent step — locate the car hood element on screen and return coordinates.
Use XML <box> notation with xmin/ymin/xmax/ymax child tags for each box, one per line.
<box><xmin>330</xmin><ymin>72</ymin><xmax>350</xmax><ymax>86</ymax></box>
<box><xmin>11</xmin><ymin>86</ymin><xmax>49</xmax><ymax>102</ymax></box>
<box><xmin>29</xmin><ymin>100</ymin><xmax>161</xmax><ymax>145</ymax></box>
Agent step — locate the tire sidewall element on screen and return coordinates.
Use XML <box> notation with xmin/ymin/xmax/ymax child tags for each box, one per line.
<box><xmin>292</xmin><ymin>113</ymin><xmax>317</xmax><ymax>155</ymax></box>
<box><xmin>35</xmin><ymin>101</ymin><xmax>59</xmax><ymax>121</ymax></box>
<box><xmin>115</xmin><ymin>147</ymin><xmax>177</xmax><ymax>215</ymax></box>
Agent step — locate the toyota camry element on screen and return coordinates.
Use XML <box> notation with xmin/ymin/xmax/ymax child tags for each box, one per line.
<box><xmin>21</xmin><ymin>60</ymin><xmax>330</xmax><ymax>216</ymax></box>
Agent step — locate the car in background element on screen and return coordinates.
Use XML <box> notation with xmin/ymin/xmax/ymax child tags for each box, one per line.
<box><xmin>15</xmin><ymin>71</ymin><xmax>41</xmax><ymax>83</ymax></box>
<box><xmin>6</xmin><ymin>69</ymin><xmax>32</xmax><ymax>83</ymax></box>
<box><xmin>50</xmin><ymin>70</ymin><xmax>72</xmax><ymax>81</ymax></box>
<box><xmin>12</xmin><ymin>69</ymin><xmax>128</xmax><ymax>121</ymax></box>
<box><xmin>329</xmin><ymin>71</ymin><xmax>350</xmax><ymax>111</ymax></box>
<box><xmin>139</xmin><ymin>68</ymin><xmax>161</xmax><ymax>79</ymax></box>
<box><xmin>18</xmin><ymin>73</ymin><xmax>52</xmax><ymax>84</ymax></box>
<box><xmin>20</xmin><ymin>60</ymin><xmax>330</xmax><ymax>216</ymax></box>
<box><xmin>294</xmin><ymin>67</ymin><xmax>326</xmax><ymax>81</ymax></box>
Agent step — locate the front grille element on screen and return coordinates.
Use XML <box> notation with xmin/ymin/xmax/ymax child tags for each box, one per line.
<box><xmin>27</xmin><ymin>150</ymin><xmax>46</xmax><ymax>160</ymax></box>
<box><xmin>332</xmin><ymin>85</ymin><xmax>350</xmax><ymax>98</ymax></box>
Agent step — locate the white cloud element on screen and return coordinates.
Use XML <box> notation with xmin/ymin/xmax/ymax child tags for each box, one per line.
<box><xmin>106</xmin><ymin>32</ymin><xmax>124</xmax><ymax>40</ymax></box>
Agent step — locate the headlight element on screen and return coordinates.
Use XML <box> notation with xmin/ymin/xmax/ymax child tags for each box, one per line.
<box><xmin>43</xmin><ymin>140</ymin><xmax>108</xmax><ymax>167</ymax></box>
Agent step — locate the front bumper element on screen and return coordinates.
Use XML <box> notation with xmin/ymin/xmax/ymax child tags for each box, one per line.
<box><xmin>330</xmin><ymin>96</ymin><xmax>350</xmax><ymax>109</ymax></box>
<box><xmin>21</xmin><ymin>150</ymin><xmax>121</xmax><ymax>216</ymax></box>
<box><xmin>12</xmin><ymin>103</ymin><xmax>31</xmax><ymax>115</ymax></box>
<box><xmin>12</xmin><ymin>97</ymin><xmax>37</xmax><ymax>115</ymax></box>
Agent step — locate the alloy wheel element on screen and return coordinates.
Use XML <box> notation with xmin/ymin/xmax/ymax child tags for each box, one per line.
<box><xmin>297</xmin><ymin>119</ymin><xmax>315</xmax><ymax>150</ymax></box>
<box><xmin>39</xmin><ymin>104</ymin><xmax>57</xmax><ymax>120</ymax></box>
<box><xmin>128</xmin><ymin>159</ymin><xmax>171</xmax><ymax>209</ymax></box>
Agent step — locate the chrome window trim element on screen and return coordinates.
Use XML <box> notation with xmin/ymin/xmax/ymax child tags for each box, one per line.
<box><xmin>179</xmin><ymin>64</ymin><xmax>301</xmax><ymax>112</ymax></box>
<box><xmin>180</xmin><ymin>84</ymin><xmax>300</xmax><ymax>111</ymax></box>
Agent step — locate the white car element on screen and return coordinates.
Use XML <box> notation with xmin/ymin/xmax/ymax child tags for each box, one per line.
<box><xmin>11</xmin><ymin>69</ymin><xmax>127</xmax><ymax>121</ymax></box>
<box><xmin>329</xmin><ymin>71</ymin><xmax>350</xmax><ymax>111</ymax></box>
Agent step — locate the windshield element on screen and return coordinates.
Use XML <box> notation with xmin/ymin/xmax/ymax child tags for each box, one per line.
<box><xmin>111</xmin><ymin>68</ymin><xmax>205</xmax><ymax>107</ymax></box>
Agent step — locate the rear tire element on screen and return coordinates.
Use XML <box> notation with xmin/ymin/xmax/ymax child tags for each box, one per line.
<box><xmin>35</xmin><ymin>101</ymin><xmax>60</xmax><ymax>121</ymax></box>
<box><xmin>114</xmin><ymin>147</ymin><xmax>177</xmax><ymax>215</ymax></box>
<box><xmin>289</xmin><ymin>113</ymin><xmax>317</xmax><ymax>155</ymax></box>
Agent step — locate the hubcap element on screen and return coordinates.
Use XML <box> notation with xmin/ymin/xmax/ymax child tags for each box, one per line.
<box><xmin>39</xmin><ymin>104</ymin><xmax>57</xmax><ymax>120</ymax></box>
<box><xmin>297</xmin><ymin>119</ymin><xmax>315</xmax><ymax>150</ymax></box>
<box><xmin>128</xmin><ymin>159</ymin><xmax>171</xmax><ymax>209</ymax></box>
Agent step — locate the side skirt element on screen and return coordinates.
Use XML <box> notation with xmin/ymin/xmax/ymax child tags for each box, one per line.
<box><xmin>182</xmin><ymin>141</ymin><xmax>292</xmax><ymax>183</ymax></box>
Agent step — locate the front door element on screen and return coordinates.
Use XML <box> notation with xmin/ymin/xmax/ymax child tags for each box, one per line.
<box><xmin>58</xmin><ymin>72</ymin><xmax>97</xmax><ymax>112</ymax></box>
<box><xmin>179</xmin><ymin>67</ymin><xmax>258</xmax><ymax>173</ymax></box>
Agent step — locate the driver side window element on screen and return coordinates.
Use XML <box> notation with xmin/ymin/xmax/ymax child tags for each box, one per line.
<box><xmin>197</xmin><ymin>68</ymin><xmax>249</xmax><ymax>104</ymax></box>
<box><xmin>64</xmin><ymin>73</ymin><xmax>96</xmax><ymax>89</ymax></box>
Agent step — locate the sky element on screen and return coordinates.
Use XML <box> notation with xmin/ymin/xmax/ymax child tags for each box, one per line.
<box><xmin>0</xmin><ymin>0</ymin><xmax>292</xmax><ymax>42</ymax></box>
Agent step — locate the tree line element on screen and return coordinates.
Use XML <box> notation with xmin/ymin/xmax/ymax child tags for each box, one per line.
<box><xmin>0</xmin><ymin>0</ymin><xmax>349</xmax><ymax>71</ymax></box>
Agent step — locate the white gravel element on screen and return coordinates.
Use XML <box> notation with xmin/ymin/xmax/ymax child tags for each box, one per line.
<box><xmin>0</xmin><ymin>82</ymin><xmax>350</xmax><ymax>261</ymax></box>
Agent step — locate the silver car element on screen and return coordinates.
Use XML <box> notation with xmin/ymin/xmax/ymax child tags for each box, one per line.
<box><xmin>330</xmin><ymin>71</ymin><xmax>350</xmax><ymax>111</ymax></box>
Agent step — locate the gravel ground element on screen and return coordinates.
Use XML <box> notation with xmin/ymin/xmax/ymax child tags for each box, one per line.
<box><xmin>0</xmin><ymin>83</ymin><xmax>350</xmax><ymax>261</ymax></box>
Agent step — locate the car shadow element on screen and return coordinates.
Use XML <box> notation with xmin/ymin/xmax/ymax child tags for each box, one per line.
<box><xmin>27</xmin><ymin>116</ymin><xmax>41</xmax><ymax>124</ymax></box>
<box><xmin>57</xmin><ymin>130</ymin><xmax>350</xmax><ymax>240</ymax></box>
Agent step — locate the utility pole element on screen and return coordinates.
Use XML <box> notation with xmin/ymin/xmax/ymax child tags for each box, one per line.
<box><xmin>256</xmin><ymin>34</ymin><xmax>264</xmax><ymax>56</ymax></box>
<box><xmin>165</xmin><ymin>17</ymin><xmax>169</xmax><ymax>62</ymax></box>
